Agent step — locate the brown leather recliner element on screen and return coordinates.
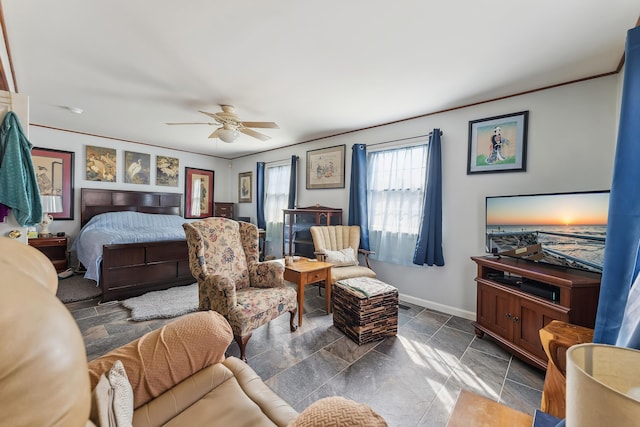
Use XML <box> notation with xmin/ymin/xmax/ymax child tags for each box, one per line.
<box><xmin>0</xmin><ymin>237</ymin><xmax>388</xmax><ymax>427</ymax></box>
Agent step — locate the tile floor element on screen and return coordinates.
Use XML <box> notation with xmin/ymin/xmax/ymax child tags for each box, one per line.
<box><xmin>65</xmin><ymin>286</ymin><xmax>545</xmax><ymax>426</ymax></box>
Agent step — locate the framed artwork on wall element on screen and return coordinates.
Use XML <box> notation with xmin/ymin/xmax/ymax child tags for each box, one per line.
<box><xmin>467</xmin><ymin>111</ymin><xmax>529</xmax><ymax>174</ymax></box>
<box><xmin>86</xmin><ymin>145</ymin><xmax>116</xmax><ymax>182</ymax></box>
<box><xmin>306</xmin><ymin>144</ymin><xmax>346</xmax><ymax>189</ymax></box>
<box><xmin>238</xmin><ymin>171</ymin><xmax>252</xmax><ymax>203</ymax></box>
<box><xmin>124</xmin><ymin>151</ymin><xmax>150</xmax><ymax>184</ymax></box>
<box><xmin>31</xmin><ymin>147</ymin><xmax>74</xmax><ymax>220</ymax></box>
<box><xmin>185</xmin><ymin>167</ymin><xmax>214</xmax><ymax>219</ymax></box>
<box><xmin>156</xmin><ymin>155</ymin><xmax>179</xmax><ymax>187</ymax></box>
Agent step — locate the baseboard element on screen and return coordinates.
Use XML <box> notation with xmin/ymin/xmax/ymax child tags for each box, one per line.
<box><xmin>398</xmin><ymin>293</ymin><xmax>476</xmax><ymax>320</ymax></box>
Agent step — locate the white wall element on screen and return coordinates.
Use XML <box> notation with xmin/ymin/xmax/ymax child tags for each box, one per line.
<box><xmin>230</xmin><ymin>75</ymin><xmax>620</xmax><ymax>318</ymax></box>
<box><xmin>27</xmin><ymin>126</ymin><xmax>231</xmax><ymax>243</ymax></box>
<box><xmin>26</xmin><ymin>74</ymin><xmax>619</xmax><ymax>317</ymax></box>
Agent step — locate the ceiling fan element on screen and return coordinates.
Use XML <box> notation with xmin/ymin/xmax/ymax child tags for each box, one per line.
<box><xmin>166</xmin><ymin>105</ymin><xmax>279</xmax><ymax>143</ymax></box>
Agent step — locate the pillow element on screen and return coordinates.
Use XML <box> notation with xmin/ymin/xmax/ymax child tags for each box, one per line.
<box><xmin>90</xmin><ymin>360</ymin><xmax>133</xmax><ymax>427</ymax></box>
<box><xmin>289</xmin><ymin>396</ymin><xmax>387</xmax><ymax>427</ymax></box>
<box><xmin>324</xmin><ymin>247</ymin><xmax>359</xmax><ymax>267</ymax></box>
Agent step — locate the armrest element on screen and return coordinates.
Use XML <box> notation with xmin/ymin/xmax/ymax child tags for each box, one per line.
<box><xmin>198</xmin><ymin>274</ymin><xmax>237</xmax><ymax>314</ymax></box>
<box><xmin>87</xmin><ymin>311</ymin><xmax>233</xmax><ymax>409</ymax></box>
<box><xmin>248</xmin><ymin>260</ymin><xmax>285</xmax><ymax>288</ymax></box>
<box><xmin>358</xmin><ymin>248</ymin><xmax>375</xmax><ymax>269</ymax></box>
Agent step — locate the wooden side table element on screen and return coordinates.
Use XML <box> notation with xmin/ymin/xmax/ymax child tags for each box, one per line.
<box><xmin>283</xmin><ymin>258</ymin><xmax>332</xmax><ymax>326</ymax></box>
<box><xmin>28</xmin><ymin>236</ymin><xmax>68</xmax><ymax>272</ymax></box>
<box><xmin>447</xmin><ymin>390</ymin><xmax>533</xmax><ymax>427</ymax></box>
<box><xmin>539</xmin><ymin>320</ymin><xmax>594</xmax><ymax>418</ymax></box>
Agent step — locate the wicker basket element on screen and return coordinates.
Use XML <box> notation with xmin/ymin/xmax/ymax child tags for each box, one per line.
<box><xmin>333</xmin><ymin>277</ymin><xmax>398</xmax><ymax>345</ymax></box>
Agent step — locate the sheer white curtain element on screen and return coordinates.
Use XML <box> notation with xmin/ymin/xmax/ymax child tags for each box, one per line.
<box><xmin>367</xmin><ymin>144</ymin><xmax>428</xmax><ymax>265</ymax></box>
<box><xmin>264</xmin><ymin>163</ymin><xmax>291</xmax><ymax>256</ymax></box>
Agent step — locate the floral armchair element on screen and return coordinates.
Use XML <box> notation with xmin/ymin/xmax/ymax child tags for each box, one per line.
<box><xmin>183</xmin><ymin>218</ymin><xmax>298</xmax><ymax>361</ymax></box>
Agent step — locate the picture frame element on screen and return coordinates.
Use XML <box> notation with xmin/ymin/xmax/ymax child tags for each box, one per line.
<box><xmin>467</xmin><ymin>111</ymin><xmax>529</xmax><ymax>174</ymax></box>
<box><xmin>238</xmin><ymin>171</ymin><xmax>252</xmax><ymax>203</ymax></box>
<box><xmin>184</xmin><ymin>167</ymin><xmax>214</xmax><ymax>219</ymax></box>
<box><xmin>156</xmin><ymin>155</ymin><xmax>179</xmax><ymax>187</ymax></box>
<box><xmin>124</xmin><ymin>151</ymin><xmax>150</xmax><ymax>184</ymax></box>
<box><xmin>31</xmin><ymin>147</ymin><xmax>75</xmax><ymax>220</ymax></box>
<box><xmin>86</xmin><ymin>145</ymin><xmax>116</xmax><ymax>182</ymax></box>
<box><xmin>306</xmin><ymin>144</ymin><xmax>346</xmax><ymax>189</ymax></box>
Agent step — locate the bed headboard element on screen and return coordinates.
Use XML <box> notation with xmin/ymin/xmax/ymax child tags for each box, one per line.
<box><xmin>81</xmin><ymin>188</ymin><xmax>182</xmax><ymax>227</ymax></box>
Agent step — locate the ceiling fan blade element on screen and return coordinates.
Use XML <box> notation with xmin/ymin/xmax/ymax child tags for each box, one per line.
<box><xmin>239</xmin><ymin>127</ymin><xmax>271</xmax><ymax>141</ymax></box>
<box><xmin>208</xmin><ymin>127</ymin><xmax>222</xmax><ymax>139</ymax></box>
<box><xmin>240</xmin><ymin>121</ymin><xmax>279</xmax><ymax>129</ymax></box>
<box><xmin>166</xmin><ymin>122</ymin><xmax>215</xmax><ymax>125</ymax></box>
<box><xmin>198</xmin><ymin>110</ymin><xmax>221</xmax><ymax>120</ymax></box>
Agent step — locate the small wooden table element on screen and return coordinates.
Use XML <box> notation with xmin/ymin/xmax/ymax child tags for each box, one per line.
<box><xmin>283</xmin><ymin>258</ymin><xmax>332</xmax><ymax>326</ymax></box>
<box><xmin>447</xmin><ymin>390</ymin><xmax>533</xmax><ymax>427</ymax></box>
<box><xmin>28</xmin><ymin>236</ymin><xmax>68</xmax><ymax>272</ymax></box>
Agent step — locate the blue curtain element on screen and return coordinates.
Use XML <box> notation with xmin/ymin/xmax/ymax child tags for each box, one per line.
<box><xmin>593</xmin><ymin>26</ymin><xmax>640</xmax><ymax>348</ymax></box>
<box><xmin>348</xmin><ymin>144</ymin><xmax>370</xmax><ymax>251</ymax></box>
<box><xmin>256</xmin><ymin>162</ymin><xmax>266</xmax><ymax>230</ymax></box>
<box><xmin>288</xmin><ymin>155</ymin><xmax>297</xmax><ymax>209</ymax></box>
<box><xmin>413</xmin><ymin>129</ymin><xmax>444</xmax><ymax>266</ymax></box>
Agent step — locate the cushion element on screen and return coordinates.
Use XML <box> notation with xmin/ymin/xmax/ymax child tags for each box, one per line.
<box><xmin>87</xmin><ymin>311</ymin><xmax>233</xmax><ymax>409</ymax></box>
<box><xmin>324</xmin><ymin>247</ymin><xmax>359</xmax><ymax>267</ymax></box>
<box><xmin>289</xmin><ymin>396</ymin><xmax>387</xmax><ymax>426</ymax></box>
<box><xmin>90</xmin><ymin>360</ymin><xmax>133</xmax><ymax>427</ymax></box>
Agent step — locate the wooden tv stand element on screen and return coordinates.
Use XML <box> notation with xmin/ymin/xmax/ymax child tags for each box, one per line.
<box><xmin>471</xmin><ymin>255</ymin><xmax>601</xmax><ymax>370</ymax></box>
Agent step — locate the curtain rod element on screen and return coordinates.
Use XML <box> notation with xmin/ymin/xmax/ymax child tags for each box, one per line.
<box><xmin>367</xmin><ymin>130</ymin><xmax>443</xmax><ymax>148</ymax></box>
<box><xmin>265</xmin><ymin>155</ymin><xmax>298</xmax><ymax>165</ymax></box>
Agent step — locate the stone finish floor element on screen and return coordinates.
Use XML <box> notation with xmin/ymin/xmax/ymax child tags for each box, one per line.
<box><xmin>65</xmin><ymin>287</ymin><xmax>545</xmax><ymax>426</ymax></box>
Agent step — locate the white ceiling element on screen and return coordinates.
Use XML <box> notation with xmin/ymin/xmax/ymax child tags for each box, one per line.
<box><xmin>1</xmin><ymin>1</ymin><xmax>638</xmax><ymax>159</ymax></box>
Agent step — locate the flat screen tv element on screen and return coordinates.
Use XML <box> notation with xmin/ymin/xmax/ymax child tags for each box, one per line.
<box><xmin>486</xmin><ymin>190</ymin><xmax>609</xmax><ymax>273</ymax></box>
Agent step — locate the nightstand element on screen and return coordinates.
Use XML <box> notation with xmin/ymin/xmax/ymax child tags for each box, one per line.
<box><xmin>28</xmin><ymin>236</ymin><xmax>68</xmax><ymax>272</ymax></box>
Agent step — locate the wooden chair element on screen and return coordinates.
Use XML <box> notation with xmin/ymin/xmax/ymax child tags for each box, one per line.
<box><xmin>183</xmin><ymin>218</ymin><xmax>298</xmax><ymax>361</ymax></box>
<box><xmin>310</xmin><ymin>225</ymin><xmax>376</xmax><ymax>284</ymax></box>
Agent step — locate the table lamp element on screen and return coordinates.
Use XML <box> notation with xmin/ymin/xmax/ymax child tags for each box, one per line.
<box><xmin>39</xmin><ymin>195</ymin><xmax>62</xmax><ymax>237</ymax></box>
<box><xmin>565</xmin><ymin>343</ymin><xmax>640</xmax><ymax>427</ymax></box>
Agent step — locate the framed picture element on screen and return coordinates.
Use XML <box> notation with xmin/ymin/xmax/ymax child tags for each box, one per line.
<box><xmin>238</xmin><ymin>171</ymin><xmax>252</xmax><ymax>203</ymax></box>
<box><xmin>124</xmin><ymin>151</ymin><xmax>150</xmax><ymax>184</ymax></box>
<box><xmin>184</xmin><ymin>167</ymin><xmax>214</xmax><ymax>219</ymax></box>
<box><xmin>467</xmin><ymin>111</ymin><xmax>529</xmax><ymax>174</ymax></box>
<box><xmin>86</xmin><ymin>145</ymin><xmax>116</xmax><ymax>182</ymax></box>
<box><xmin>156</xmin><ymin>155</ymin><xmax>179</xmax><ymax>187</ymax></box>
<box><xmin>306</xmin><ymin>144</ymin><xmax>346</xmax><ymax>189</ymax></box>
<box><xmin>31</xmin><ymin>147</ymin><xmax>74</xmax><ymax>220</ymax></box>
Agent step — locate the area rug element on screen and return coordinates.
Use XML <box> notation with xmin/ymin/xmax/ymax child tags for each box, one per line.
<box><xmin>56</xmin><ymin>274</ymin><xmax>102</xmax><ymax>303</ymax></box>
<box><xmin>121</xmin><ymin>283</ymin><xmax>198</xmax><ymax>321</ymax></box>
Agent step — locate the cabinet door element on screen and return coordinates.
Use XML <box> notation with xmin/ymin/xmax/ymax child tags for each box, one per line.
<box><xmin>514</xmin><ymin>298</ymin><xmax>568</xmax><ymax>361</ymax></box>
<box><xmin>477</xmin><ymin>282</ymin><xmax>514</xmax><ymax>340</ymax></box>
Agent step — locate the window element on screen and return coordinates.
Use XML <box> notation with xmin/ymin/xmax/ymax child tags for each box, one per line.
<box><xmin>367</xmin><ymin>143</ymin><xmax>428</xmax><ymax>265</ymax></box>
<box><xmin>264</xmin><ymin>163</ymin><xmax>291</xmax><ymax>253</ymax></box>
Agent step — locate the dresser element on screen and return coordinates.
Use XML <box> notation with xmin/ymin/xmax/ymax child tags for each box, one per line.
<box><xmin>214</xmin><ymin>202</ymin><xmax>235</xmax><ymax>219</ymax></box>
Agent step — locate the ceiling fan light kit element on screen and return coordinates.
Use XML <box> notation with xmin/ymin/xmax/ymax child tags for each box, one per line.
<box><xmin>168</xmin><ymin>105</ymin><xmax>278</xmax><ymax>143</ymax></box>
<box><xmin>218</xmin><ymin>126</ymin><xmax>240</xmax><ymax>143</ymax></box>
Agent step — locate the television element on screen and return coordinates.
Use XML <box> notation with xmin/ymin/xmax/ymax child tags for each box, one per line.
<box><xmin>486</xmin><ymin>190</ymin><xmax>609</xmax><ymax>273</ymax></box>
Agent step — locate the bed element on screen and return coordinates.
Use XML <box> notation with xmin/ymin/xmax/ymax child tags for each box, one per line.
<box><xmin>77</xmin><ymin>188</ymin><xmax>195</xmax><ymax>302</ymax></box>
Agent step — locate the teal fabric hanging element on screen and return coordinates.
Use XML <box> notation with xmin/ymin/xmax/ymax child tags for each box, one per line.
<box><xmin>0</xmin><ymin>111</ymin><xmax>42</xmax><ymax>226</ymax></box>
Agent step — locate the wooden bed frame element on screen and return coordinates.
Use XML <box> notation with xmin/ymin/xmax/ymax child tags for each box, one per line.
<box><xmin>81</xmin><ymin>188</ymin><xmax>195</xmax><ymax>302</ymax></box>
